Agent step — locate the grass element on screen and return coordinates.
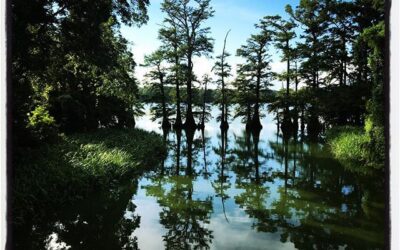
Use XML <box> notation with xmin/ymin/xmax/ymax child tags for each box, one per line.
<box><xmin>12</xmin><ymin>128</ymin><xmax>166</xmax><ymax>224</ymax></box>
<box><xmin>325</xmin><ymin>126</ymin><xmax>382</xmax><ymax>174</ymax></box>
<box><xmin>326</xmin><ymin>127</ymin><xmax>369</xmax><ymax>162</ymax></box>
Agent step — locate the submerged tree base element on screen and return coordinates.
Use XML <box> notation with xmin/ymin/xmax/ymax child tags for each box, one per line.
<box><xmin>220</xmin><ymin>121</ymin><xmax>229</xmax><ymax>130</ymax></box>
<box><xmin>247</xmin><ymin>119</ymin><xmax>263</xmax><ymax>131</ymax></box>
<box><xmin>173</xmin><ymin>120</ymin><xmax>183</xmax><ymax>130</ymax></box>
<box><xmin>162</xmin><ymin>119</ymin><xmax>172</xmax><ymax>130</ymax></box>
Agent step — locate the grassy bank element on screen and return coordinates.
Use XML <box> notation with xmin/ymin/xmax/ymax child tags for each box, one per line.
<box><xmin>12</xmin><ymin>128</ymin><xmax>166</xmax><ymax>224</ymax></box>
<box><xmin>326</xmin><ymin>126</ymin><xmax>383</xmax><ymax>174</ymax></box>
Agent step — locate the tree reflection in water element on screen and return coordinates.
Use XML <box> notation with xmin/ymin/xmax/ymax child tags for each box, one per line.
<box><xmin>143</xmin><ymin>128</ymin><xmax>214</xmax><ymax>249</ymax></box>
<box><xmin>229</xmin><ymin>129</ymin><xmax>385</xmax><ymax>249</ymax></box>
<box><xmin>212</xmin><ymin>128</ymin><xmax>233</xmax><ymax>222</ymax></box>
<box><xmin>14</xmin><ymin>179</ymin><xmax>142</xmax><ymax>250</ymax></box>
<box><xmin>16</xmin><ymin>108</ymin><xmax>385</xmax><ymax>249</ymax></box>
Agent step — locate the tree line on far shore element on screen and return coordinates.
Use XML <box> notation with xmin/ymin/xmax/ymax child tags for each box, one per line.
<box><xmin>138</xmin><ymin>0</ymin><xmax>384</xmax><ymax>167</ymax></box>
<box><xmin>12</xmin><ymin>0</ymin><xmax>385</xmax><ymax>167</ymax></box>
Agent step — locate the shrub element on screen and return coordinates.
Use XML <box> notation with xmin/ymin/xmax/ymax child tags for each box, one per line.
<box><xmin>27</xmin><ymin>105</ymin><xmax>58</xmax><ymax>141</ymax></box>
<box><xmin>326</xmin><ymin>125</ymin><xmax>384</xmax><ymax>173</ymax></box>
<box><xmin>328</xmin><ymin>128</ymin><xmax>369</xmax><ymax>162</ymax></box>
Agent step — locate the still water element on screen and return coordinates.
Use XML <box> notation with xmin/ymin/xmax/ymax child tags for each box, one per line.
<box><xmin>132</xmin><ymin>106</ymin><xmax>385</xmax><ymax>250</ymax></box>
<box><xmin>20</xmin><ymin>105</ymin><xmax>386</xmax><ymax>249</ymax></box>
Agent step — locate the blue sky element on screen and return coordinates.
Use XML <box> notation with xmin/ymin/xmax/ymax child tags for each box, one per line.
<box><xmin>121</xmin><ymin>0</ymin><xmax>300</xmax><ymax>89</ymax></box>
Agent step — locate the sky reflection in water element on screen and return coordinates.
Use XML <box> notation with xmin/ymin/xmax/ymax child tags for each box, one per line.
<box><xmin>16</xmin><ymin>105</ymin><xmax>384</xmax><ymax>250</ymax></box>
<box><xmin>132</xmin><ymin>105</ymin><xmax>385</xmax><ymax>250</ymax></box>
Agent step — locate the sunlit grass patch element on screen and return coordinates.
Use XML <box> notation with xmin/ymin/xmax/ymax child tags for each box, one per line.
<box><xmin>327</xmin><ymin>127</ymin><xmax>369</xmax><ymax>162</ymax></box>
<box><xmin>12</xmin><ymin>128</ymin><xmax>166</xmax><ymax>223</ymax></box>
<box><xmin>325</xmin><ymin>126</ymin><xmax>381</xmax><ymax>174</ymax></box>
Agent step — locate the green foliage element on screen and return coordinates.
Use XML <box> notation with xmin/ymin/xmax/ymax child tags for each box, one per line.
<box><xmin>232</xmin><ymin>72</ymin><xmax>254</xmax><ymax>123</ymax></box>
<box><xmin>327</xmin><ymin>127</ymin><xmax>368</xmax><ymax>161</ymax></box>
<box><xmin>27</xmin><ymin>105</ymin><xmax>58</xmax><ymax>141</ymax></box>
<box><xmin>13</xmin><ymin>128</ymin><xmax>166</xmax><ymax>224</ymax></box>
<box><xmin>12</xmin><ymin>0</ymin><xmax>149</xmax><ymax>144</ymax></box>
<box><xmin>213</xmin><ymin>30</ymin><xmax>232</xmax><ymax>125</ymax></box>
<box><xmin>286</xmin><ymin>0</ymin><xmax>329</xmax><ymax>89</ymax></box>
<box><xmin>326</xmin><ymin>125</ymin><xmax>383</xmax><ymax>173</ymax></box>
<box><xmin>364</xmin><ymin>118</ymin><xmax>385</xmax><ymax>167</ymax></box>
<box><xmin>360</xmin><ymin>11</ymin><xmax>385</xmax><ymax>168</ymax></box>
<box><xmin>161</xmin><ymin>0</ymin><xmax>214</xmax><ymax>126</ymax></box>
<box><xmin>139</xmin><ymin>86</ymin><xmax>216</xmax><ymax>104</ymax></box>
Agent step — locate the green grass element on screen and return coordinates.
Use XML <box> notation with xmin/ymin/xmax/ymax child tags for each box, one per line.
<box><xmin>12</xmin><ymin>128</ymin><xmax>166</xmax><ymax>224</ymax></box>
<box><xmin>325</xmin><ymin>126</ymin><xmax>382</xmax><ymax>174</ymax></box>
<box><xmin>326</xmin><ymin>127</ymin><xmax>369</xmax><ymax>162</ymax></box>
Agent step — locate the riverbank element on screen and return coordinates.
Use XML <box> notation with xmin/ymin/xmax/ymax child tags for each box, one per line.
<box><xmin>326</xmin><ymin>126</ymin><xmax>384</xmax><ymax>174</ymax></box>
<box><xmin>12</xmin><ymin>128</ymin><xmax>166</xmax><ymax>225</ymax></box>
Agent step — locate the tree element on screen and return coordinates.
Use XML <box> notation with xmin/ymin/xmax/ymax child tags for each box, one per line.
<box><xmin>324</xmin><ymin>0</ymin><xmax>356</xmax><ymax>87</ymax></box>
<box><xmin>260</xmin><ymin>15</ymin><xmax>297</xmax><ymax>134</ymax></box>
<box><xmin>161</xmin><ymin>0</ymin><xmax>214</xmax><ymax>128</ymax></box>
<box><xmin>236</xmin><ymin>25</ymin><xmax>273</xmax><ymax>130</ymax></box>
<box><xmin>286</xmin><ymin>0</ymin><xmax>329</xmax><ymax>137</ymax></box>
<box><xmin>159</xmin><ymin>18</ymin><xmax>186</xmax><ymax>128</ymax></box>
<box><xmin>213</xmin><ymin>30</ymin><xmax>232</xmax><ymax>129</ymax></box>
<box><xmin>142</xmin><ymin>49</ymin><xmax>171</xmax><ymax>128</ymax></box>
<box><xmin>232</xmin><ymin>70</ymin><xmax>254</xmax><ymax>129</ymax></box>
<box><xmin>361</xmin><ymin>6</ymin><xmax>385</xmax><ymax>167</ymax></box>
<box><xmin>199</xmin><ymin>74</ymin><xmax>212</xmax><ymax>128</ymax></box>
<box><xmin>12</xmin><ymin>0</ymin><xmax>150</xmax><ymax>144</ymax></box>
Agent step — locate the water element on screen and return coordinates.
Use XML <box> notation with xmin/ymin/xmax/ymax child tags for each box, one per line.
<box><xmin>15</xmin><ymin>105</ymin><xmax>385</xmax><ymax>250</ymax></box>
<box><xmin>133</xmin><ymin>106</ymin><xmax>385</xmax><ymax>250</ymax></box>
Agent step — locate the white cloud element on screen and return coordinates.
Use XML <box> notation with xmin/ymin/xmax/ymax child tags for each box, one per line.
<box><xmin>193</xmin><ymin>56</ymin><xmax>214</xmax><ymax>80</ymax></box>
<box><xmin>270</xmin><ymin>61</ymin><xmax>286</xmax><ymax>74</ymax></box>
<box><xmin>131</xmin><ymin>43</ymin><xmax>157</xmax><ymax>82</ymax></box>
<box><xmin>134</xmin><ymin>195</ymin><xmax>166</xmax><ymax>250</ymax></box>
<box><xmin>209</xmin><ymin>211</ymin><xmax>297</xmax><ymax>250</ymax></box>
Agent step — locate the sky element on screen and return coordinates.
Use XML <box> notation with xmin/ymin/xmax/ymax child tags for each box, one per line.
<box><xmin>120</xmin><ymin>0</ymin><xmax>300</xmax><ymax>90</ymax></box>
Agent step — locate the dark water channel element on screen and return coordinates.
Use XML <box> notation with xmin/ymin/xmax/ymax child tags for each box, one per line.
<box><xmin>15</xmin><ymin>105</ymin><xmax>385</xmax><ymax>250</ymax></box>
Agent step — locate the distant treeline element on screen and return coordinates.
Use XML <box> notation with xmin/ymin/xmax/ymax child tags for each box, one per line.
<box><xmin>139</xmin><ymin>86</ymin><xmax>217</xmax><ymax>104</ymax></box>
<box><xmin>12</xmin><ymin>0</ymin><xmax>385</xmax><ymax>169</ymax></box>
<box><xmin>139</xmin><ymin>86</ymin><xmax>275</xmax><ymax>104</ymax></box>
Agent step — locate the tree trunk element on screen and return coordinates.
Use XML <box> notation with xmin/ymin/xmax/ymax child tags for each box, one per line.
<box><xmin>184</xmin><ymin>52</ymin><xmax>196</xmax><ymax>129</ymax></box>
<box><xmin>174</xmin><ymin>53</ymin><xmax>182</xmax><ymax>129</ymax></box>
<box><xmin>245</xmin><ymin>102</ymin><xmax>252</xmax><ymax>130</ymax></box>
<box><xmin>175</xmin><ymin>129</ymin><xmax>182</xmax><ymax>175</ymax></box>
<box><xmin>282</xmin><ymin>39</ymin><xmax>291</xmax><ymax>136</ymax></box>
<box><xmin>200</xmin><ymin>80</ymin><xmax>207</xmax><ymax>128</ymax></box>
<box><xmin>293</xmin><ymin>61</ymin><xmax>299</xmax><ymax>134</ymax></box>
<box><xmin>252</xmin><ymin>128</ymin><xmax>261</xmax><ymax>184</ymax></box>
<box><xmin>160</xmin><ymin>74</ymin><xmax>170</xmax><ymax>129</ymax></box>
<box><xmin>251</xmin><ymin>68</ymin><xmax>262</xmax><ymax>130</ymax></box>
<box><xmin>220</xmin><ymin>30</ymin><xmax>230</xmax><ymax>130</ymax></box>
<box><xmin>185</xmin><ymin>127</ymin><xmax>195</xmax><ymax>175</ymax></box>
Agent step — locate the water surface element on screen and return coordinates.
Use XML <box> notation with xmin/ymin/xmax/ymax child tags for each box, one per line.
<box><xmin>17</xmin><ymin>105</ymin><xmax>385</xmax><ymax>250</ymax></box>
<box><xmin>133</xmin><ymin>105</ymin><xmax>385</xmax><ymax>250</ymax></box>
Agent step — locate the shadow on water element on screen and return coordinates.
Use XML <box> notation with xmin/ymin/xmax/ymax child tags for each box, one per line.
<box><xmin>14</xmin><ymin>178</ymin><xmax>142</xmax><ymax>249</ymax></box>
<box><xmin>13</xmin><ymin>106</ymin><xmax>385</xmax><ymax>249</ymax></box>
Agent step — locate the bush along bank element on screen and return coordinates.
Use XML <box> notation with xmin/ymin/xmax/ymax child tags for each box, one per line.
<box><xmin>326</xmin><ymin>123</ymin><xmax>384</xmax><ymax>174</ymax></box>
<box><xmin>12</xmin><ymin>128</ymin><xmax>167</xmax><ymax>225</ymax></box>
